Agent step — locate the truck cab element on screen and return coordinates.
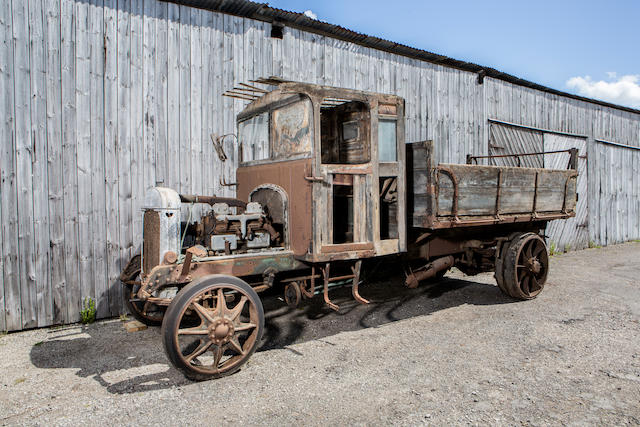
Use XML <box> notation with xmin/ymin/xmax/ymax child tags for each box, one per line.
<box><xmin>235</xmin><ymin>82</ymin><xmax>407</xmax><ymax>263</ymax></box>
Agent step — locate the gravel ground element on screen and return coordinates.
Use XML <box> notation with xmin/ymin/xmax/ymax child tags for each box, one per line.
<box><xmin>1</xmin><ymin>242</ymin><xmax>639</xmax><ymax>426</ymax></box>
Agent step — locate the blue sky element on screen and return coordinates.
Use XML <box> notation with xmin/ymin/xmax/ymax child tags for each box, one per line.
<box><xmin>267</xmin><ymin>0</ymin><xmax>640</xmax><ymax>108</ymax></box>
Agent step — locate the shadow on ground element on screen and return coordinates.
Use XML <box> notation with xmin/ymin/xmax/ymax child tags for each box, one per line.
<box><xmin>30</xmin><ymin>268</ymin><xmax>514</xmax><ymax>394</ymax></box>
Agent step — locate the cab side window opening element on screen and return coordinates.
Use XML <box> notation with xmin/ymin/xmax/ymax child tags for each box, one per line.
<box><xmin>238</xmin><ymin>112</ymin><xmax>269</xmax><ymax>162</ymax></box>
<box><xmin>321</xmin><ymin>100</ymin><xmax>370</xmax><ymax>164</ymax></box>
<box><xmin>272</xmin><ymin>98</ymin><xmax>313</xmax><ymax>160</ymax></box>
<box><xmin>378</xmin><ymin>118</ymin><xmax>397</xmax><ymax>162</ymax></box>
<box><xmin>238</xmin><ymin>95</ymin><xmax>313</xmax><ymax>164</ymax></box>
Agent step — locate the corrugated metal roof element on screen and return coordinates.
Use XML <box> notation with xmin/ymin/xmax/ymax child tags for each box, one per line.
<box><xmin>164</xmin><ymin>0</ymin><xmax>640</xmax><ymax>115</ymax></box>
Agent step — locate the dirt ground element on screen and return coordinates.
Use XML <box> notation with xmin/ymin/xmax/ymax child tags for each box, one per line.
<box><xmin>0</xmin><ymin>242</ymin><xmax>639</xmax><ymax>426</ymax></box>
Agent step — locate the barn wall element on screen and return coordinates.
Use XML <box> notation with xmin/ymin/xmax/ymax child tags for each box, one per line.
<box><xmin>1</xmin><ymin>0</ymin><xmax>639</xmax><ymax>330</ymax></box>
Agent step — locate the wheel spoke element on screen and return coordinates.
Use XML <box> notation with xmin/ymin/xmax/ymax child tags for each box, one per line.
<box><xmin>215</xmin><ymin>288</ymin><xmax>228</xmax><ymax>317</ymax></box>
<box><xmin>517</xmin><ymin>267</ymin><xmax>527</xmax><ymax>282</ymax></box>
<box><xmin>533</xmin><ymin>242</ymin><xmax>544</xmax><ymax>257</ymax></box>
<box><xmin>228</xmin><ymin>296</ymin><xmax>248</xmax><ymax>321</ymax></box>
<box><xmin>185</xmin><ymin>340</ymin><xmax>213</xmax><ymax>362</ymax></box>
<box><xmin>192</xmin><ymin>302</ymin><xmax>216</xmax><ymax>324</ymax></box>
<box><xmin>521</xmin><ymin>274</ymin><xmax>531</xmax><ymax>296</ymax></box>
<box><xmin>212</xmin><ymin>345</ymin><xmax>223</xmax><ymax>369</ymax></box>
<box><xmin>234</xmin><ymin>322</ymin><xmax>257</xmax><ymax>332</ymax></box>
<box><xmin>142</xmin><ymin>301</ymin><xmax>152</xmax><ymax>316</ymax></box>
<box><xmin>525</xmin><ymin>241</ymin><xmax>533</xmax><ymax>259</ymax></box>
<box><xmin>530</xmin><ymin>276</ymin><xmax>541</xmax><ymax>292</ymax></box>
<box><xmin>229</xmin><ymin>337</ymin><xmax>245</xmax><ymax>355</ymax></box>
<box><xmin>178</xmin><ymin>326</ymin><xmax>209</xmax><ymax>336</ymax></box>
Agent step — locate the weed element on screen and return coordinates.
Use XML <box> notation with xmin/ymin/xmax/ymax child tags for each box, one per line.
<box><xmin>34</xmin><ymin>341</ymin><xmax>43</xmax><ymax>346</ymax></box>
<box><xmin>549</xmin><ymin>241</ymin><xmax>558</xmax><ymax>256</ymax></box>
<box><xmin>588</xmin><ymin>240</ymin><xmax>602</xmax><ymax>249</ymax></box>
<box><xmin>80</xmin><ymin>297</ymin><xmax>97</xmax><ymax>324</ymax></box>
<box><xmin>119</xmin><ymin>314</ymin><xmax>129</xmax><ymax>322</ymax></box>
<box><xmin>564</xmin><ymin>244</ymin><xmax>571</xmax><ymax>253</ymax></box>
<box><xmin>14</xmin><ymin>377</ymin><xmax>26</xmax><ymax>385</ymax></box>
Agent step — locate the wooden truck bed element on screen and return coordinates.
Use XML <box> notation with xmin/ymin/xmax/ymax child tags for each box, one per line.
<box><xmin>408</xmin><ymin>141</ymin><xmax>577</xmax><ymax>230</ymax></box>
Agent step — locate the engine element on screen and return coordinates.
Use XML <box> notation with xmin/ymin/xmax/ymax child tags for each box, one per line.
<box><xmin>189</xmin><ymin>201</ymin><xmax>281</xmax><ymax>255</ymax></box>
<box><xmin>142</xmin><ymin>187</ymin><xmax>282</xmax><ymax>274</ymax></box>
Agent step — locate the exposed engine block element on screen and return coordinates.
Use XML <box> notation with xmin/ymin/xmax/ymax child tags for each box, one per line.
<box><xmin>142</xmin><ymin>187</ymin><xmax>282</xmax><ymax>274</ymax></box>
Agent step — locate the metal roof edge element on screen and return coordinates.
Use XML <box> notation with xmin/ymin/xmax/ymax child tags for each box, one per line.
<box><xmin>163</xmin><ymin>0</ymin><xmax>640</xmax><ymax>116</ymax></box>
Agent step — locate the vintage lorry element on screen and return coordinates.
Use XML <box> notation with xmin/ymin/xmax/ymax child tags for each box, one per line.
<box><xmin>120</xmin><ymin>80</ymin><xmax>578</xmax><ymax>381</ymax></box>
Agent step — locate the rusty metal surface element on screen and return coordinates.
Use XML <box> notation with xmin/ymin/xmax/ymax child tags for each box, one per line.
<box><xmin>406</xmin><ymin>255</ymin><xmax>455</xmax><ymax>288</ymax></box>
<box><xmin>143</xmin><ymin>211</ymin><xmax>161</xmax><ymax>274</ymax></box>
<box><xmin>466</xmin><ymin>148</ymin><xmax>579</xmax><ymax>169</ymax></box>
<box><xmin>179</xmin><ymin>194</ymin><xmax>247</xmax><ymax>209</ymax></box>
<box><xmin>237</xmin><ymin>158</ymin><xmax>312</xmax><ymax>257</ymax></box>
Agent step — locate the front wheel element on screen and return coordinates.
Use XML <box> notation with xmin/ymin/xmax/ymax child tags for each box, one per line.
<box><xmin>161</xmin><ymin>275</ymin><xmax>264</xmax><ymax>381</ymax></box>
<box><xmin>120</xmin><ymin>254</ymin><xmax>165</xmax><ymax>326</ymax></box>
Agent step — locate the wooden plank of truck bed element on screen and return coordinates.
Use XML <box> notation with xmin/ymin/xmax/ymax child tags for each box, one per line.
<box><xmin>411</xmin><ymin>164</ymin><xmax>577</xmax><ymax>230</ymax></box>
<box><xmin>407</xmin><ymin>140</ymin><xmax>578</xmax><ymax>230</ymax></box>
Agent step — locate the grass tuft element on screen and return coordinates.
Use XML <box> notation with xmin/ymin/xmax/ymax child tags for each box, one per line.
<box><xmin>80</xmin><ymin>297</ymin><xmax>97</xmax><ymax>325</ymax></box>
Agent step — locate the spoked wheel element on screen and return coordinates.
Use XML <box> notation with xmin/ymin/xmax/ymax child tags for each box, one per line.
<box><xmin>124</xmin><ymin>280</ymin><xmax>166</xmax><ymax>326</ymax></box>
<box><xmin>120</xmin><ymin>255</ymin><xmax>165</xmax><ymax>326</ymax></box>
<box><xmin>162</xmin><ymin>275</ymin><xmax>264</xmax><ymax>381</ymax></box>
<box><xmin>503</xmin><ymin>233</ymin><xmax>549</xmax><ymax>300</ymax></box>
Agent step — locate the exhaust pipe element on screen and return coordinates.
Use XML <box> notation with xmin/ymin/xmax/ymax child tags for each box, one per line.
<box><xmin>405</xmin><ymin>255</ymin><xmax>455</xmax><ymax>288</ymax></box>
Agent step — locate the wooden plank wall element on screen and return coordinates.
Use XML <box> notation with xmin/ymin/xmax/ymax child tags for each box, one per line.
<box><xmin>0</xmin><ymin>0</ymin><xmax>639</xmax><ymax>330</ymax></box>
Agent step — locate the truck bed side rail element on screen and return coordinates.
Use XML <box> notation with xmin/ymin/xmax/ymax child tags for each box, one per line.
<box><xmin>408</xmin><ymin>141</ymin><xmax>578</xmax><ymax>230</ymax></box>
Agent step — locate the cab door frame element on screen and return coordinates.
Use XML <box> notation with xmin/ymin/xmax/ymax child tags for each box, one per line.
<box><xmin>308</xmin><ymin>90</ymin><xmax>406</xmax><ymax>262</ymax></box>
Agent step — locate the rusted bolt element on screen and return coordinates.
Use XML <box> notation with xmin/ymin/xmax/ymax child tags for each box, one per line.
<box><xmin>163</xmin><ymin>251</ymin><xmax>178</xmax><ymax>264</ymax></box>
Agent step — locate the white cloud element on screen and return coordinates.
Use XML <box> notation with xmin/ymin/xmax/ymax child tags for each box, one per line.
<box><xmin>566</xmin><ymin>74</ymin><xmax>640</xmax><ymax>109</ymax></box>
<box><xmin>303</xmin><ymin>9</ymin><xmax>317</xmax><ymax>20</ymax></box>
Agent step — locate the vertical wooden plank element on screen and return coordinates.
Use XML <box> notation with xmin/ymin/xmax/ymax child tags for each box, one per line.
<box><xmin>130</xmin><ymin>0</ymin><xmax>143</xmax><ymax>258</ymax></box>
<box><xmin>60</xmin><ymin>0</ymin><xmax>80</xmax><ymax>323</ymax></box>
<box><xmin>13</xmin><ymin>0</ymin><xmax>38</xmax><ymax>329</ymax></box>
<box><xmin>45</xmin><ymin>0</ymin><xmax>66</xmax><ymax>326</ymax></box>
<box><xmin>0</xmin><ymin>1</ymin><xmax>18</xmax><ymax>330</ymax></box>
<box><xmin>116</xmin><ymin>0</ymin><xmax>132</xmax><ymax>315</ymax></box>
<box><xmin>231</xmin><ymin>15</ymin><xmax>244</xmax><ymax>186</ymax></box>
<box><xmin>200</xmin><ymin>10</ymin><xmax>213</xmax><ymax>197</ymax></box>
<box><xmin>143</xmin><ymin>0</ymin><xmax>157</xmax><ymax>194</ymax></box>
<box><xmin>75</xmin><ymin>0</ymin><xmax>95</xmax><ymax>312</ymax></box>
<box><xmin>260</xmin><ymin>20</ymin><xmax>272</xmax><ymax>82</ymax></box>
<box><xmin>89</xmin><ymin>0</ymin><xmax>107</xmax><ymax>318</ymax></box>
<box><xmin>167</xmin><ymin>3</ymin><xmax>180</xmax><ymax>190</ymax></box>
<box><xmin>103</xmin><ymin>0</ymin><xmax>120</xmax><ymax>317</ymax></box>
<box><xmin>28</xmin><ymin>0</ymin><xmax>52</xmax><ymax>327</ymax></box>
<box><xmin>190</xmin><ymin>7</ymin><xmax>202</xmax><ymax>216</ymax></box>
<box><xmin>179</xmin><ymin>5</ymin><xmax>191</xmax><ymax>197</ymax></box>
<box><xmin>212</xmin><ymin>11</ymin><xmax>226</xmax><ymax>196</ymax></box>
<box><xmin>271</xmin><ymin>20</ymin><xmax>282</xmax><ymax>78</ymax></box>
<box><xmin>222</xmin><ymin>14</ymin><xmax>234</xmax><ymax>196</ymax></box>
<box><xmin>0</xmin><ymin>170</ymin><xmax>3</xmax><ymax>330</ymax></box>
<box><xmin>155</xmin><ymin>0</ymin><xmax>168</xmax><ymax>185</ymax></box>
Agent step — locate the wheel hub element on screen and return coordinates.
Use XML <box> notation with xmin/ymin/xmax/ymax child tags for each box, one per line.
<box><xmin>527</xmin><ymin>257</ymin><xmax>541</xmax><ymax>274</ymax></box>
<box><xmin>208</xmin><ymin>318</ymin><xmax>234</xmax><ymax>344</ymax></box>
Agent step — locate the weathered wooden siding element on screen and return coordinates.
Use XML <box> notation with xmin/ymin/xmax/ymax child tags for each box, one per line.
<box><xmin>0</xmin><ymin>0</ymin><xmax>639</xmax><ymax>330</ymax></box>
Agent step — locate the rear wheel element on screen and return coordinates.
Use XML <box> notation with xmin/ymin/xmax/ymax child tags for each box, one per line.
<box><xmin>503</xmin><ymin>233</ymin><xmax>549</xmax><ymax>300</ymax></box>
<box><xmin>162</xmin><ymin>275</ymin><xmax>264</xmax><ymax>381</ymax></box>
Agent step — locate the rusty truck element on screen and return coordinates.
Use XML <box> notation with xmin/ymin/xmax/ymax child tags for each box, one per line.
<box><xmin>120</xmin><ymin>79</ymin><xmax>578</xmax><ymax>381</ymax></box>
